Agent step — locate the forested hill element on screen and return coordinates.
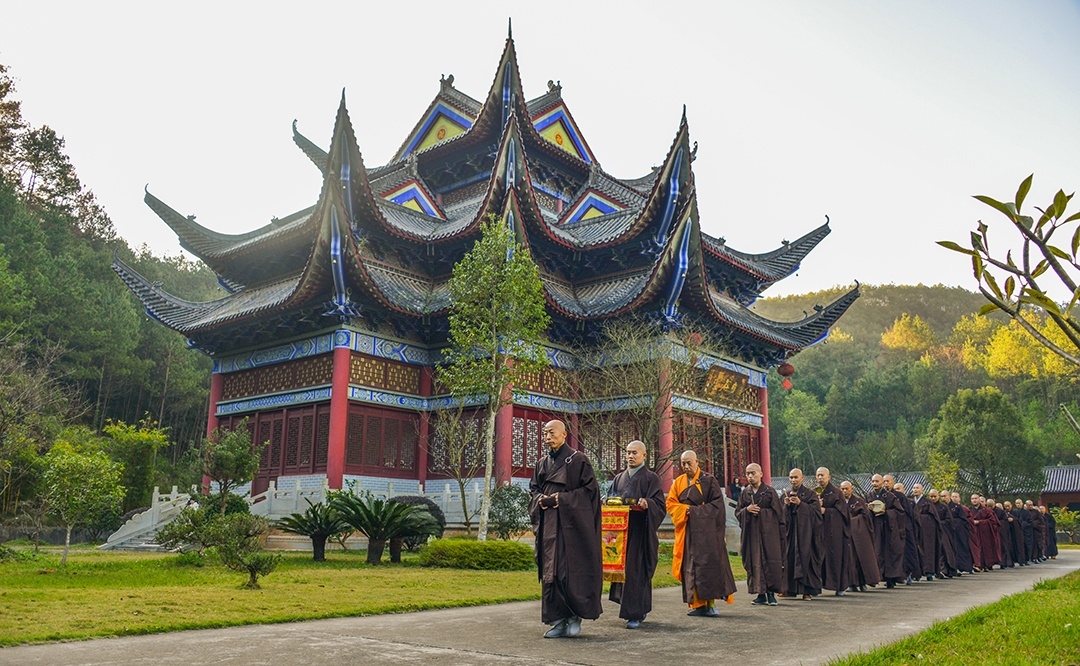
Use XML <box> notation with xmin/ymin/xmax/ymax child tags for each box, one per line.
<box><xmin>754</xmin><ymin>284</ymin><xmax>995</xmax><ymax>345</ymax></box>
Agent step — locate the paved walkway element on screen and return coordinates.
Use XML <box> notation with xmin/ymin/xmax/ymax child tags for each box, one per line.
<box><xmin>2</xmin><ymin>551</ymin><xmax>1076</xmax><ymax>666</ymax></box>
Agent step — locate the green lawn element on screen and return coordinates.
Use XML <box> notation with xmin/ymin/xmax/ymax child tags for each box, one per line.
<box><xmin>828</xmin><ymin>569</ymin><xmax>1080</xmax><ymax>666</ymax></box>
<box><xmin>0</xmin><ymin>543</ymin><xmax>744</xmax><ymax>646</ymax></box>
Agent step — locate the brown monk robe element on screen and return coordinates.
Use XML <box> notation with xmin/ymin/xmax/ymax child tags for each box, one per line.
<box><xmin>816</xmin><ymin>467</ymin><xmax>854</xmax><ymax>595</ymax></box>
<box><xmin>1027</xmin><ymin>500</ymin><xmax>1047</xmax><ymax>561</ymax></box>
<box><xmin>869</xmin><ymin>474</ymin><xmax>905</xmax><ymax>587</ymax></box>
<box><xmin>736</xmin><ymin>463</ymin><xmax>786</xmax><ymax>605</ymax></box>
<box><xmin>666</xmin><ymin>450</ymin><xmax>737</xmax><ymax>616</ymax></box>
<box><xmin>606</xmin><ymin>441</ymin><xmax>666</xmax><ymax>628</ymax></box>
<box><xmin>933</xmin><ymin>491</ymin><xmax>959</xmax><ymax>577</ymax></box>
<box><xmin>529</xmin><ymin>420</ymin><xmax>603</xmax><ymax>638</ymax></box>
<box><xmin>910</xmin><ymin>483</ymin><xmax>941</xmax><ymax>581</ymax></box>
<box><xmin>970</xmin><ymin>495</ymin><xmax>1000</xmax><ymax>570</ymax></box>
<box><xmin>841</xmin><ymin>481</ymin><xmax>881</xmax><ymax>591</ymax></box>
<box><xmin>989</xmin><ymin>500</ymin><xmax>1014</xmax><ymax>568</ymax></box>
<box><xmin>783</xmin><ymin>468</ymin><xmax>824</xmax><ymax>599</ymax></box>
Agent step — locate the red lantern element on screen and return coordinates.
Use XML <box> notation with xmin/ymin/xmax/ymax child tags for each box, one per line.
<box><xmin>781</xmin><ymin>378</ymin><xmax>793</xmax><ymax>391</ymax></box>
<box><xmin>686</xmin><ymin>332</ymin><xmax>703</xmax><ymax>347</ymax></box>
<box><xmin>778</xmin><ymin>363</ymin><xmax>795</xmax><ymax>377</ymax></box>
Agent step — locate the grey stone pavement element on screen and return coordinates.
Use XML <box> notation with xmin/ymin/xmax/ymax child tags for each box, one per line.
<box><xmin>2</xmin><ymin>550</ymin><xmax>1076</xmax><ymax>666</ymax></box>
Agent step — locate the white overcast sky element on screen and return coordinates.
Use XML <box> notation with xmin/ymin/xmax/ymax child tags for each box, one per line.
<box><xmin>2</xmin><ymin>1</ymin><xmax>1078</xmax><ymax>297</ymax></box>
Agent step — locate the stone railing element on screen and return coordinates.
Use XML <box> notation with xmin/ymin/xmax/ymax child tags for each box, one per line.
<box><xmin>248</xmin><ymin>478</ymin><xmax>485</xmax><ymax>525</ymax></box>
<box><xmin>100</xmin><ymin>486</ymin><xmax>191</xmax><ymax>550</ymax></box>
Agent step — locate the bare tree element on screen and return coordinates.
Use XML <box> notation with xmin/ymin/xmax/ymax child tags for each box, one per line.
<box><xmin>426</xmin><ymin>407</ymin><xmax>486</xmax><ymax>533</ymax></box>
<box><xmin>574</xmin><ymin>319</ymin><xmax>747</xmax><ymax>483</ymax></box>
<box><xmin>939</xmin><ymin>175</ymin><xmax>1080</xmax><ymax>366</ymax></box>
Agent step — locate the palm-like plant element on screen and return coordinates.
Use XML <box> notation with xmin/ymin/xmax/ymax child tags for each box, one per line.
<box><xmin>330</xmin><ymin>493</ymin><xmax>439</xmax><ymax>564</ymax></box>
<box><xmin>276</xmin><ymin>499</ymin><xmax>351</xmax><ymax>562</ymax></box>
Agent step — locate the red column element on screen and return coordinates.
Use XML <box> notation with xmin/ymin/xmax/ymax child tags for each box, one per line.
<box><xmin>568</xmin><ymin>413</ymin><xmax>579</xmax><ymax>450</ymax></box>
<box><xmin>657</xmin><ymin>359</ymin><xmax>674</xmax><ymax>491</ymax></box>
<box><xmin>494</xmin><ymin>394</ymin><xmax>514</xmax><ymax>485</ymax></box>
<box><xmin>417</xmin><ymin>366</ymin><xmax>432</xmax><ymax>491</ymax></box>
<box><xmin>758</xmin><ymin>385</ymin><xmax>772</xmax><ymax>482</ymax></box>
<box><xmin>202</xmin><ymin>373</ymin><xmax>225</xmax><ymax>494</ymax></box>
<box><xmin>326</xmin><ymin>345</ymin><xmax>351</xmax><ymax>490</ymax></box>
<box><xmin>206</xmin><ymin>372</ymin><xmax>223</xmax><ymax>436</ymax></box>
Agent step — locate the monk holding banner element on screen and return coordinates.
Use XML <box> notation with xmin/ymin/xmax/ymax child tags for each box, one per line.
<box><xmin>736</xmin><ymin>462</ymin><xmax>786</xmax><ymax>606</ymax></box>
<box><xmin>666</xmin><ymin>450</ymin><xmax>737</xmax><ymax>617</ymax></box>
<box><xmin>606</xmin><ymin>441</ymin><xmax>665</xmax><ymax>629</ymax></box>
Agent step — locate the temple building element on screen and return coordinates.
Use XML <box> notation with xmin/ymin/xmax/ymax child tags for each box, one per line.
<box><xmin>113</xmin><ymin>31</ymin><xmax>857</xmax><ymax>496</ymax></box>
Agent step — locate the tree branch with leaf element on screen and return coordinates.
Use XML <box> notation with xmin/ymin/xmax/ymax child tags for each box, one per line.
<box><xmin>939</xmin><ymin>175</ymin><xmax>1080</xmax><ymax>367</ymax></box>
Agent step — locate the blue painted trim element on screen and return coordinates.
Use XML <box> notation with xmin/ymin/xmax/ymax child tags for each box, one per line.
<box><xmin>432</xmin><ymin>170</ymin><xmax>493</xmax><ymax>195</ymax></box>
<box><xmin>531</xmin><ymin>181</ymin><xmax>573</xmax><ymax>203</ymax></box>
<box><xmin>389</xmin><ymin>188</ymin><xmax>439</xmax><ymax>217</ymax></box>
<box><xmin>652</xmin><ymin>148</ymin><xmax>684</xmax><ymax>248</ymax></box>
<box><xmin>402</xmin><ymin>103</ymin><xmax>474</xmax><ymax>156</ymax></box>
<box><xmin>532</xmin><ymin>108</ymin><xmax>591</xmax><ymax>163</ymax></box>
<box><xmin>671</xmin><ymin>395</ymin><xmax>764</xmax><ymax>426</ymax></box>
<box><xmin>659</xmin><ymin>219</ymin><xmax>692</xmax><ymax>325</ymax></box>
<box><xmin>566</xmin><ymin>193</ymin><xmax>621</xmax><ymax>224</ymax></box>
<box><xmin>217</xmin><ymin>386</ymin><xmax>332</xmax><ymax>415</ymax></box>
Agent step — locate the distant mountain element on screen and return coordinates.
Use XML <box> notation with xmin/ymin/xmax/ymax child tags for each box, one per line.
<box><xmin>752</xmin><ymin>284</ymin><xmax>995</xmax><ymax>345</ymax></box>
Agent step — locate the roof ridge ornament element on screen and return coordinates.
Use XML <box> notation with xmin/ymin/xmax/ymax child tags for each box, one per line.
<box><xmin>440</xmin><ymin>73</ymin><xmax>455</xmax><ymax>92</ymax></box>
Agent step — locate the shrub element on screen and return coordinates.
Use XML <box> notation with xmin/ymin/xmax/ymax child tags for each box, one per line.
<box><xmin>200</xmin><ymin>493</ymin><xmax>250</xmax><ymax>516</ymax></box>
<box><xmin>489</xmin><ymin>483</ymin><xmax>531</xmax><ymax>540</ymax></box>
<box><xmin>1051</xmin><ymin>507</ymin><xmax>1079</xmax><ymax>541</ymax></box>
<box><xmin>209</xmin><ymin>513</ymin><xmax>280</xmax><ymax>589</ymax></box>
<box><xmin>276</xmin><ymin>500</ymin><xmax>351</xmax><ymax>562</ymax></box>
<box><xmin>156</xmin><ymin>505</ymin><xmax>219</xmax><ymax>556</ymax></box>
<box><xmin>0</xmin><ymin>544</ymin><xmax>34</xmax><ymax>562</ymax></box>
<box><xmin>330</xmin><ymin>492</ymin><xmax>439</xmax><ymax>564</ymax></box>
<box><xmin>418</xmin><ymin>538</ymin><xmax>534</xmax><ymax>570</ymax></box>
<box><xmin>389</xmin><ymin>495</ymin><xmax>447</xmax><ymax>551</ymax></box>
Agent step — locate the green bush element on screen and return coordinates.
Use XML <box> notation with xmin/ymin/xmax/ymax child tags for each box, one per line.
<box><xmin>200</xmin><ymin>493</ymin><xmax>250</xmax><ymax>516</ymax></box>
<box><xmin>418</xmin><ymin>538</ymin><xmax>534</xmax><ymax>570</ymax></box>
<box><xmin>488</xmin><ymin>483</ymin><xmax>531</xmax><ymax>540</ymax></box>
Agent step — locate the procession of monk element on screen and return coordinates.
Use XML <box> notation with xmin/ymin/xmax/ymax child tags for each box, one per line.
<box><xmin>528</xmin><ymin>420</ymin><xmax>1060</xmax><ymax>638</ymax></box>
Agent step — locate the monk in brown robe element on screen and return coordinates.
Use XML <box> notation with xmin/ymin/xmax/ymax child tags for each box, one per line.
<box><xmin>1027</xmin><ymin>500</ymin><xmax>1047</xmax><ymax>561</ymax></box>
<box><xmin>892</xmin><ymin>480</ymin><xmax>921</xmax><ymax>584</ymax></box>
<box><xmin>989</xmin><ymin>499</ymin><xmax>1014</xmax><ymax>568</ymax></box>
<box><xmin>529</xmin><ymin>420</ymin><xmax>603</xmax><ymax>638</ymax></box>
<box><xmin>869</xmin><ymin>474</ymin><xmax>905</xmax><ymax>588</ymax></box>
<box><xmin>841</xmin><ymin>480</ymin><xmax>880</xmax><ymax>592</ymax></box>
<box><xmin>783</xmin><ymin>468</ymin><xmax>824</xmax><ymax>599</ymax></box>
<box><xmin>933</xmin><ymin>490</ymin><xmax>959</xmax><ymax>578</ymax></box>
<box><xmin>950</xmin><ymin>492</ymin><xmax>975</xmax><ymax>573</ymax></box>
<box><xmin>816</xmin><ymin>467</ymin><xmax>853</xmax><ymax>596</ymax></box>
<box><xmin>1003</xmin><ymin>501</ymin><xmax>1026</xmax><ymax>565</ymax></box>
<box><xmin>971</xmin><ymin>494</ymin><xmax>1000</xmax><ymax>570</ymax></box>
<box><xmin>910</xmin><ymin>483</ymin><xmax>941</xmax><ymax>581</ymax></box>
<box><xmin>736</xmin><ymin>462</ymin><xmax>786</xmax><ymax>606</ymax></box>
<box><xmin>666</xmin><ymin>450</ymin><xmax>737</xmax><ymax>616</ymax></box>
<box><xmin>606</xmin><ymin>440</ymin><xmax>665</xmax><ymax>629</ymax></box>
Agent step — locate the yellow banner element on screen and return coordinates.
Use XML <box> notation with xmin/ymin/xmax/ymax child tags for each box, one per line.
<box><xmin>601</xmin><ymin>505</ymin><xmax>630</xmax><ymax>582</ymax></box>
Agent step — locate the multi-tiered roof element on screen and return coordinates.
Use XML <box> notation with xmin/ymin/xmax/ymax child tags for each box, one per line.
<box><xmin>114</xmin><ymin>32</ymin><xmax>857</xmax><ymax>368</ymax></box>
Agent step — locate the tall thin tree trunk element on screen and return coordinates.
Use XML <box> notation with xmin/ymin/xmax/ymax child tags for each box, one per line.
<box><xmin>61</xmin><ymin>524</ymin><xmax>71</xmax><ymax>567</ymax></box>
<box><xmin>476</xmin><ymin>406</ymin><xmax>497</xmax><ymax>542</ymax></box>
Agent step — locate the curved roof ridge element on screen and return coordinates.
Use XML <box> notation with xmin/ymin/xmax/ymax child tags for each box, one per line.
<box><xmin>705</xmin><ymin>221</ymin><xmax>831</xmax><ymax>285</ymax></box>
<box><xmin>292</xmin><ymin>119</ymin><xmax>329</xmax><ymax>174</ymax></box>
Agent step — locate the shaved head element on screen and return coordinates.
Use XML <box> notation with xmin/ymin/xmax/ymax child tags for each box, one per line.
<box><xmin>816</xmin><ymin>467</ymin><xmax>831</xmax><ymax>488</ymax></box>
<box><xmin>679</xmin><ymin>450</ymin><xmax>700</xmax><ymax>477</ymax></box>
<box><xmin>788</xmin><ymin>468</ymin><xmax>804</xmax><ymax>487</ymax></box>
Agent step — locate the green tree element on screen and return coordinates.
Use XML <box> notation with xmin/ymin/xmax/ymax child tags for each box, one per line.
<box><xmin>929</xmin><ymin>386</ymin><xmax>1045</xmax><ymax>497</ymax></box>
<box><xmin>102</xmin><ymin>418</ymin><xmax>170</xmax><ymax>511</ymax></box>
<box><xmin>780</xmin><ymin>389</ymin><xmax>829</xmax><ymax>471</ymax></box>
<box><xmin>438</xmin><ymin>216</ymin><xmax>550</xmax><ymax>541</ymax></box>
<box><xmin>209</xmin><ymin>513</ymin><xmax>280</xmax><ymax>589</ymax></box>
<box><xmin>488</xmin><ymin>483</ymin><xmax>531</xmax><ymax>541</ymax></box>
<box><xmin>42</xmin><ymin>442</ymin><xmax>125</xmax><ymax>565</ymax></box>
<box><xmin>939</xmin><ymin>175</ymin><xmax>1080</xmax><ymax>368</ymax></box>
<box><xmin>202</xmin><ymin>420</ymin><xmax>265</xmax><ymax>515</ymax></box>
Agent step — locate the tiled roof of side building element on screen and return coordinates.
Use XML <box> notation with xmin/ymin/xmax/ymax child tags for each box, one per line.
<box><xmin>706</xmin><ymin>284</ymin><xmax>859</xmax><ymax>350</ymax></box>
<box><xmin>1043</xmin><ymin>465</ymin><xmax>1080</xmax><ymax>493</ymax></box>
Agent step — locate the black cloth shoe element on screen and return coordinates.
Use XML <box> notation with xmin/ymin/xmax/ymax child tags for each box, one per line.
<box><xmin>544</xmin><ymin>620</ymin><xmax>567</xmax><ymax>638</ymax></box>
<box><xmin>751</xmin><ymin>594</ymin><xmax>768</xmax><ymax>605</ymax></box>
<box><xmin>687</xmin><ymin>606</ymin><xmax>710</xmax><ymax>616</ymax></box>
<box><xmin>767</xmin><ymin>593</ymin><xmax>778</xmax><ymax>606</ymax></box>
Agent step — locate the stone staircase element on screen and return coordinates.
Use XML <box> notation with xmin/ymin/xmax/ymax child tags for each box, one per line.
<box><xmin>99</xmin><ymin>486</ymin><xmax>191</xmax><ymax>551</ymax></box>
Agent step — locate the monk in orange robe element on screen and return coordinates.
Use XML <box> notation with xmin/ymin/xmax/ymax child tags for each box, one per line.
<box><xmin>666</xmin><ymin>450</ymin><xmax>737</xmax><ymax>617</ymax></box>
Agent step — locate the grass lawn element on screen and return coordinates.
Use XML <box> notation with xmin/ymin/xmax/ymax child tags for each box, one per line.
<box><xmin>828</xmin><ymin>568</ymin><xmax>1080</xmax><ymax>666</ymax></box>
<box><xmin>0</xmin><ymin>542</ymin><xmax>744</xmax><ymax>646</ymax></box>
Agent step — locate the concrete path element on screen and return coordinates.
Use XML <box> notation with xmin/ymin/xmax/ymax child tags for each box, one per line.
<box><xmin>2</xmin><ymin>551</ymin><xmax>1076</xmax><ymax>666</ymax></box>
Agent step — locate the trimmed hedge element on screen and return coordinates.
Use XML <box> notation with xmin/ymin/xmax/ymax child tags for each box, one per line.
<box><xmin>418</xmin><ymin>538</ymin><xmax>535</xmax><ymax>571</ymax></box>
